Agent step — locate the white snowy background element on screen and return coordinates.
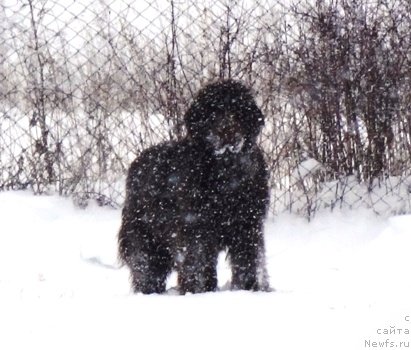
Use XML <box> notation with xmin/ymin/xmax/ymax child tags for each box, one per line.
<box><xmin>0</xmin><ymin>190</ymin><xmax>410</xmax><ymax>350</ymax></box>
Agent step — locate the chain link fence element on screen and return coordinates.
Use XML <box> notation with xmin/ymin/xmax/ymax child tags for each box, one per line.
<box><xmin>1</xmin><ymin>0</ymin><xmax>411</xmax><ymax>218</ymax></box>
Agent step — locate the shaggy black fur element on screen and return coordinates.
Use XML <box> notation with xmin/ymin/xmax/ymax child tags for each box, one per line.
<box><xmin>118</xmin><ymin>80</ymin><xmax>270</xmax><ymax>294</ymax></box>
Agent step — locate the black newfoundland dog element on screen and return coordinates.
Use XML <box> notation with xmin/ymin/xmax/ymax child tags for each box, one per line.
<box><xmin>118</xmin><ymin>80</ymin><xmax>270</xmax><ymax>294</ymax></box>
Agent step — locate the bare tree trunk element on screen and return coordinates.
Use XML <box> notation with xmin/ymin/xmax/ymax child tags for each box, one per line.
<box><xmin>28</xmin><ymin>0</ymin><xmax>54</xmax><ymax>191</ymax></box>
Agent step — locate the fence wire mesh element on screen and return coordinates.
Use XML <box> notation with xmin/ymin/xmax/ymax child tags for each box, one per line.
<box><xmin>1</xmin><ymin>0</ymin><xmax>411</xmax><ymax>218</ymax></box>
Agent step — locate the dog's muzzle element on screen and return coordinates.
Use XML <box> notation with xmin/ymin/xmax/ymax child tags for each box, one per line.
<box><xmin>207</xmin><ymin>132</ymin><xmax>245</xmax><ymax>155</ymax></box>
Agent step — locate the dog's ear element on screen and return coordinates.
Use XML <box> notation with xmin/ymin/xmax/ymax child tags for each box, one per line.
<box><xmin>184</xmin><ymin>99</ymin><xmax>206</xmax><ymax>141</ymax></box>
<box><xmin>243</xmin><ymin>97</ymin><xmax>265</xmax><ymax>144</ymax></box>
<box><xmin>184</xmin><ymin>82</ymin><xmax>223</xmax><ymax>141</ymax></box>
<box><xmin>184</xmin><ymin>82</ymin><xmax>219</xmax><ymax>140</ymax></box>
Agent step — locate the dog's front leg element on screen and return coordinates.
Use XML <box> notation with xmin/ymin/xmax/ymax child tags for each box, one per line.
<box><xmin>177</xmin><ymin>227</ymin><xmax>218</xmax><ymax>294</ymax></box>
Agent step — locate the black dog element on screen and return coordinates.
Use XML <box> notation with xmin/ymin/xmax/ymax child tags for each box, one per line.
<box><xmin>118</xmin><ymin>80</ymin><xmax>270</xmax><ymax>294</ymax></box>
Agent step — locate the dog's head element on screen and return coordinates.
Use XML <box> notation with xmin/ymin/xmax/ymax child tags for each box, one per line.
<box><xmin>184</xmin><ymin>80</ymin><xmax>264</xmax><ymax>154</ymax></box>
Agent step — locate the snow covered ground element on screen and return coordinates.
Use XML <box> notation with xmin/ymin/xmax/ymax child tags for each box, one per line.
<box><xmin>0</xmin><ymin>190</ymin><xmax>410</xmax><ymax>350</ymax></box>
